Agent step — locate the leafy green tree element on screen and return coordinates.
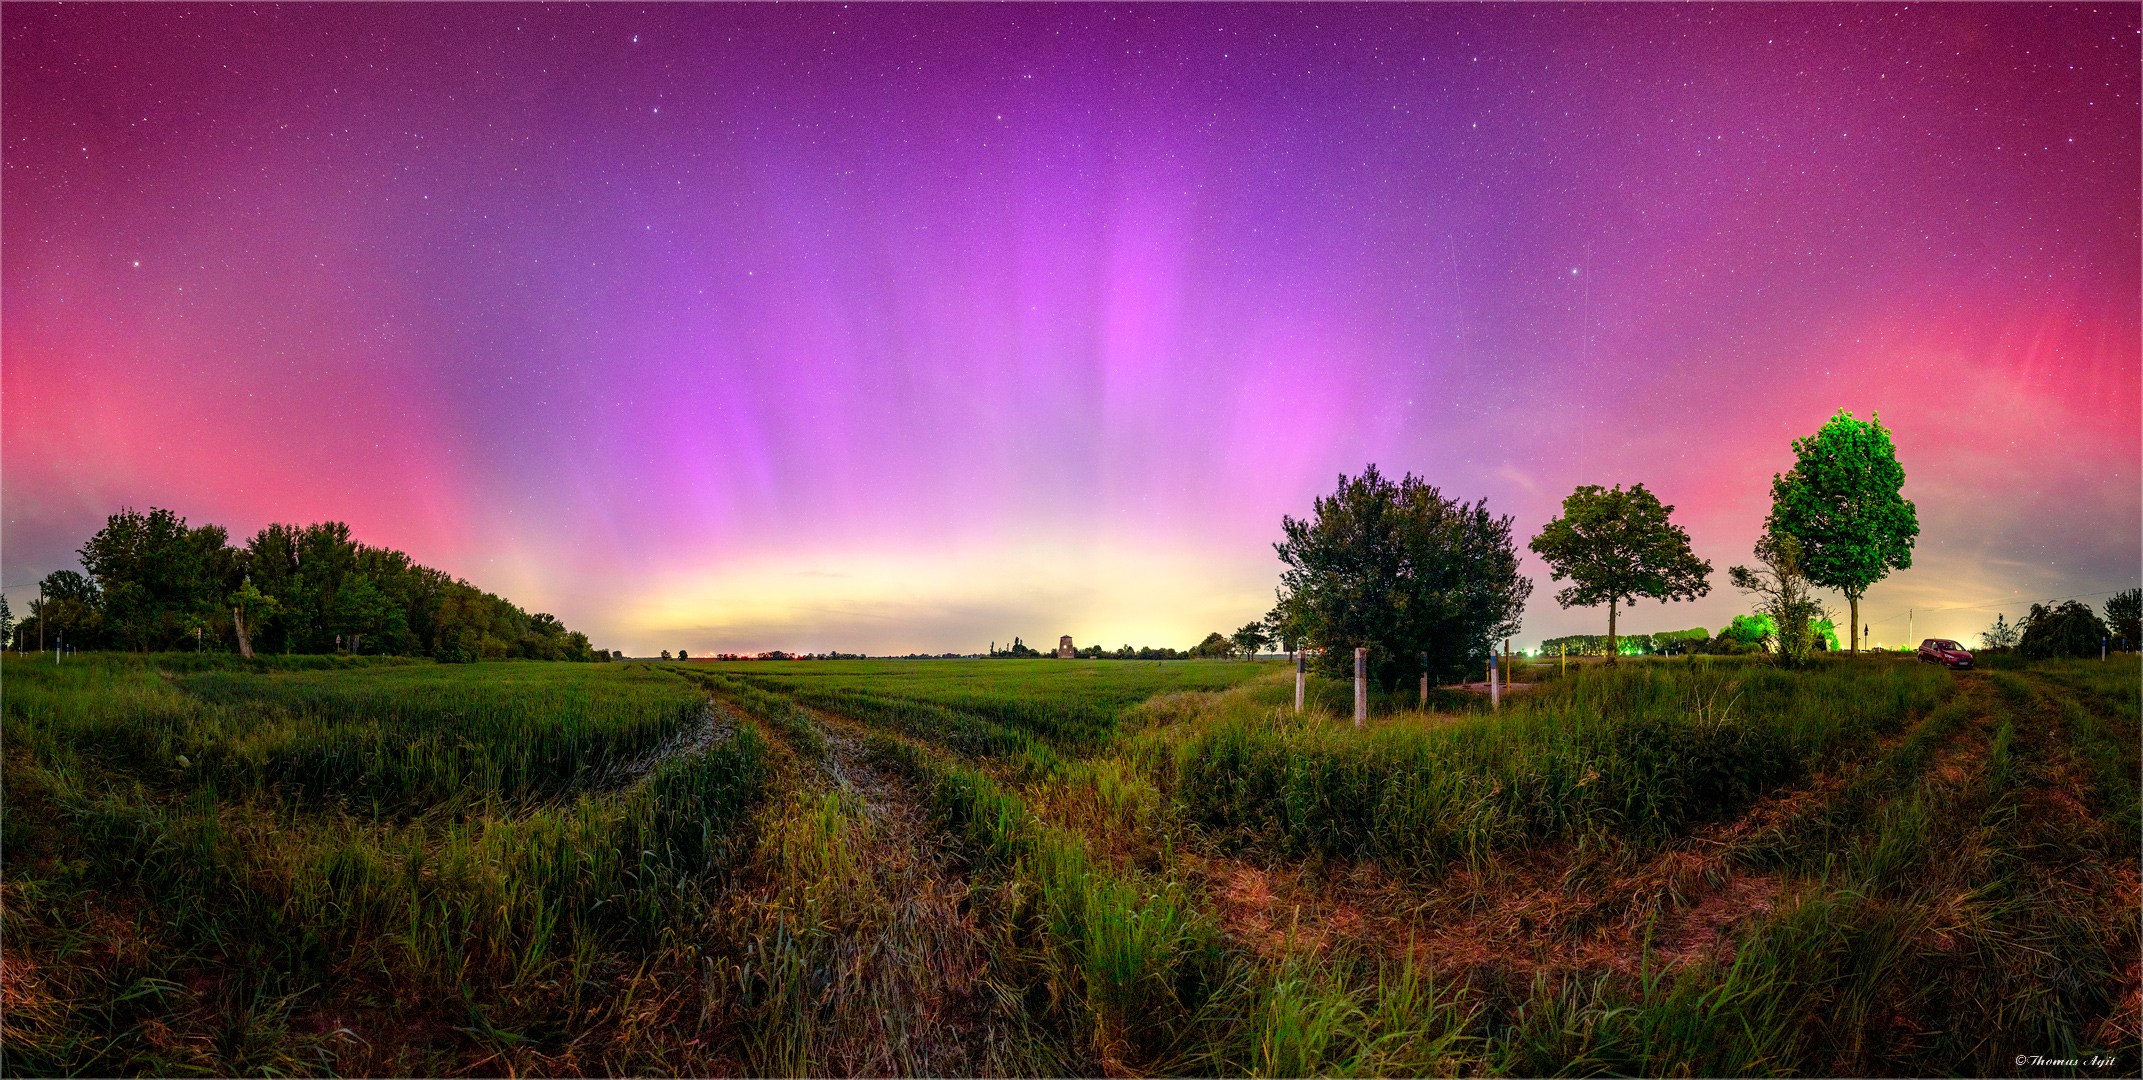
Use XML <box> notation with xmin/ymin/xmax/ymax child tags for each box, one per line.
<box><xmin>1766</xmin><ymin>411</ymin><xmax>1919</xmax><ymax>653</ymax></box>
<box><xmin>1978</xmin><ymin>612</ymin><xmax>2020</xmax><ymax>653</ymax></box>
<box><xmin>1647</xmin><ymin>627</ymin><xmax>1711</xmax><ymax>656</ymax></box>
<box><xmin>1187</xmin><ymin>631</ymin><xmax>1234</xmax><ymax>659</ymax></box>
<box><xmin>327</xmin><ymin>575</ymin><xmax>400</xmax><ymax>654</ymax></box>
<box><xmin>2018</xmin><ymin>601</ymin><xmax>2110</xmax><ymax>659</ymax></box>
<box><xmin>1528</xmin><ymin>483</ymin><xmax>1711</xmax><ymax>660</ymax></box>
<box><xmin>1723</xmin><ymin>613</ymin><xmax>1775</xmax><ymax>649</ymax></box>
<box><xmin>0</xmin><ymin>594</ymin><xmax>11</xmax><ymax>649</ymax></box>
<box><xmin>1262</xmin><ymin>590</ymin><xmax>1310</xmax><ymax>654</ymax></box>
<box><xmin>1275</xmin><ymin>465</ymin><xmax>1531</xmax><ymax>687</ymax></box>
<box><xmin>1728</xmin><ymin>532</ymin><xmax>1831</xmax><ymax>668</ymax></box>
<box><xmin>33</xmin><ymin>570</ymin><xmax>105</xmax><ymax>650</ymax></box>
<box><xmin>2105</xmin><ymin>589</ymin><xmax>2140</xmax><ymax>652</ymax></box>
<box><xmin>1230</xmin><ymin>621</ymin><xmax>1269</xmax><ymax>660</ymax></box>
<box><xmin>77</xmin><ymin>508</ymin><xmax>230</xmax><ymax>650</ymax></box>
<box><xmin>1811</xmin><ymin>619</ymin><xmax>1841</xmax><ymax>651</ymax></box>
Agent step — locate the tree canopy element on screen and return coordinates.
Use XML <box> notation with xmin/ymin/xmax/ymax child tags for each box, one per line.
<box><xmin>2017</xmin><ymin>601</ymin><xmax>2110</xmax><ymax>660</ymax></box>
<box><xmin>2105</xmin><ymin>589</ymin><xmax>2140</xmax><ymax>651</ymax></box>
<box><xmin>1766</xmin><ymin>410</ymin><xmax>1918</xmax><ymax>652</ymax></box>
<box><xmin>10</xmin><ymin>508</ymin><xmax>600</xmax><ymax>661</ymax></box>
<box><xmin>1527</xmin><ymin>482</ymin><xmax>1711</xmax><ymax>657</ymax></box>
<box><xmin>1273</xmin><ymin>465</ymin><xmax>1530</xmax><ymax>687</ymax></box>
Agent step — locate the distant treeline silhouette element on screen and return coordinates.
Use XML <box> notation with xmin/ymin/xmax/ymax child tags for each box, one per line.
<box><xmin>10</xmin><ymin>508</ymin><xmax>602</xmax><ymax>661</ymax></box>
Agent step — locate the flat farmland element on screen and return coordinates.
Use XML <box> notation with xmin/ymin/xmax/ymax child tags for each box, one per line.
<box><xmin>3</xmin><ymin>653</ymin><xmax>2135</xmax><ymax>1076</ymax></box>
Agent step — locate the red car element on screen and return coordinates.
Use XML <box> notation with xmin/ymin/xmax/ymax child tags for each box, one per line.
<box><xmin>1918</xmin><ymin>639</ymin><xmax>1973</xmax><ymax>670</ymax></box>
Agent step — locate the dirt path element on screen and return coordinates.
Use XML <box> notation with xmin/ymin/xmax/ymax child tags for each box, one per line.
<box><xmin>719</xmin><ymin>694</ymin><xmax>1034</xmax><ymax>1076</ymax></box>
<box><xmin>584</xmin><ymin>699</ymin><xmax>736</xmax><ymax>793</ymax></box>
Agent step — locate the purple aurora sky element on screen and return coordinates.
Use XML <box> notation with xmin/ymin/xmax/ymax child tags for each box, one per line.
<box><xmin>4</xmin><ymin>4</ymin><xmax>2137</xmax><ymax>654</ymax></box>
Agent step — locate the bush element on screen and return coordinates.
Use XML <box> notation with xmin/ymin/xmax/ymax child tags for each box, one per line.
<box><xmin>2017</xmin><ymin>601</ymin><xmax>2110</xmax><ymax>659</ymax></box>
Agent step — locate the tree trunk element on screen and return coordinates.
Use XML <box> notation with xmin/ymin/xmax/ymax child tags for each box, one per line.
<box><xmin>1607</xmin><ymin>598</ymin><xmax>1618</xmax><ymax>663</ymax></box>
<box><xmin>233</xmin><ymin>608</ymin><xmax>254</xmax><ymax>658</ymax></box>
<box><xmin>1848</xmin><ymin>593</ymin><xmax>1861</xmax><ymax>654</ymax></box>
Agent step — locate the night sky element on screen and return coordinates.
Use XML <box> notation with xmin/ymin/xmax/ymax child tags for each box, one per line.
<box><xmin>5</xmin><ymin>4</ymin><xmax>2136</xmax><ymax>655</ymax></box>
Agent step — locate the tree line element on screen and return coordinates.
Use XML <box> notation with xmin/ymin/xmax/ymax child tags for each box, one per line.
<box><xmin>1262</xmin><ymin>410</ymin><xmax>1934</xmax><ymax>688</ymax></box>
<box><xmin>5</xmin><ymin>508</ymin><xmax>602</xmax><ymax>662</ymax></box>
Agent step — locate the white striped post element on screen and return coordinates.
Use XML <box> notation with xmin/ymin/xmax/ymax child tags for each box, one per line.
<box><xmin>1294</xmin><ymin>651</ymin><xmax>1306</xmax><ymax>714</ymax></box>
<box><xmin>1353</xmin><ymin>647</ymin><xmax>1367</xmax><ymax>728</ymax></box>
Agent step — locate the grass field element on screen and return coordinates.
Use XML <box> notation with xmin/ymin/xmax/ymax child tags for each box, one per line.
<box><xmin>3</xmin><ymin>652</ymin><xmax>2134</xmax><ymax>1075</ymax></box>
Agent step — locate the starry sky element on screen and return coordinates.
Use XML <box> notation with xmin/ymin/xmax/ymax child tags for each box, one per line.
<box><xmin>5</xmin><ymin>4</ymin><xmax>2136</xmax><ymax>655</ymax></box>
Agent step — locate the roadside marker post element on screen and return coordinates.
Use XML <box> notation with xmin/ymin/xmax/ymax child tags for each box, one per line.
<box><xmin>1419</xmin><ymin>651</ymin><xmax>1428</xmax><ymax>709</ymax></box>
<box><xmin>1490</xmin><ymin>649</ymin><xmax>1499</xmax><ymax>710</ymax></box>
<box><xmin>1353</xmin><ymin>647</ymin><xmax>1367</xmax><ymax>728</ymax></box>
<box><xmin>1295</xmin><ymin>651</ymin><xmax>1306</xmax><ymax>714</ymax></box>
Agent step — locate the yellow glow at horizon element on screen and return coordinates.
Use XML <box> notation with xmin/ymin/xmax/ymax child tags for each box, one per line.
<box><xmin>623</xmin><ymin>536</ymin><xmax>1277</xmax><ymax>651</ymax></box>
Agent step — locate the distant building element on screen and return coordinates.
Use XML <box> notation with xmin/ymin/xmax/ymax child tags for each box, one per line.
<box><xmin>1058</xmin><ymin>635</ymin><xmax>1075</xmax><ymax>659</ymax></box>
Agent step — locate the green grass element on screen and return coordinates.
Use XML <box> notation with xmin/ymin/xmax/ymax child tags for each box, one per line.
<box><xmin>694</xmin><ymin>657</ymin><xmax>1274</xmax><ymax>749</ymax></box>
<box><xmin>2</xmin><ymin>654</ymin><xmax>773</xmax><ymax>1075</ymax></box>
<box><xmin>5</xmin><ymin>651</ymin><xmax>2133</xmax><ymax>1076</ymax></box>
<box><xmin>1138</xmin><ymin>656</ymin><xmax>1956</xmax><ymax>869</ymax></box>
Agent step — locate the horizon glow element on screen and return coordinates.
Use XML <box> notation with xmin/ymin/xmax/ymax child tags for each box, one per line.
<box><xmin>5</xmin><ymin>5</ymin><xmax>2136</xmax><ymax>655</ymax></box>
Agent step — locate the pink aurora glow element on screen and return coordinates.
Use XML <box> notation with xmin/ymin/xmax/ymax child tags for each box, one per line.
<box><xmin>4</xmin><ymin>4</ymin><xmax>2135</xmax><ymax>653</ymax></box>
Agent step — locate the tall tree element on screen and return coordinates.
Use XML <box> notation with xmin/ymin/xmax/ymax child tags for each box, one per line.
<box><xmin>1275</xmin><ymin>465</ymin><xmax>1530</xmax><ymax>687</ymax></box>
<box><xmin>1766</xmin><ymin>411</ymin><xmax>1919</xmax><ymax>653</ymax></box>
<box><xmin>2104</xmin><ymin>589</ymin><xmax>2140</xmax><ymax>652</ymax></box>
<box><xmin>1528</xmin><ymin>483</ymin><xmax>1711</xmax><ymax>659</ymax></box>
<box><xmin>1230</xmin><ymin>621</ymin><xmax>1269</xmax><ymax>660</ymax></box>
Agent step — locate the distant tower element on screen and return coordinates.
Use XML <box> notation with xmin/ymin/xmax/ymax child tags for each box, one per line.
<box><xmin>1058</xmin><ymin>635</ymin><xmax>1075</xmax><ymax>659</ymax></box>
